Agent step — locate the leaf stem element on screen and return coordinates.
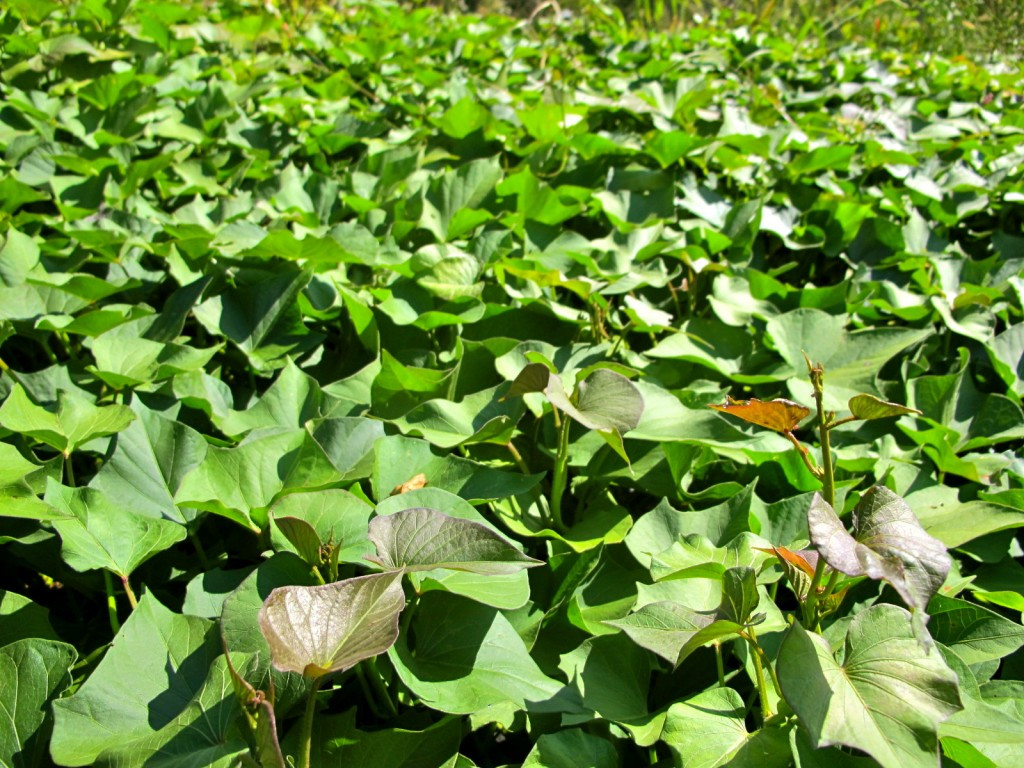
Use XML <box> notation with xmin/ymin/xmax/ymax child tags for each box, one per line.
<box><xmin>102</xmin><ymin>571</ymin><xmax>120</xmax><ymax>635</ymax></box>
<box><xmin>746</xmin><ymin>628</ymin><xmax>772</xmax><ymax>721</ymax></box>
<box><xmin>828</xmin><ymin>415</ymin><xmax>858</xmax><ymax>429</ymax></box>
<box><xmin>549</xmin><ymin>410</ymin><xmax>571</xmax><ymax>532</ymax></box>
<box><xmin>784</xmin><ymin>430</ymin><xmax>820</xmax><ymax>478</ymax></box>
<box><xmin>506</xmin><ymin>441</ymin><xmax>530</xmax><ymax>474</ymax></box>
<box><xmin>64</xmin><ymin>451</ymin><xmax>76</xmax><ymax>487</ymax></box>
<box><xmin>299</xmin><ymin>676</ymin><xmax>324</xmax><ymax>768</ymax></box>
<box><xmin>714</xmin><ymin>641</ymin><xmax>726</xmax><ymax>687</ymax></box>
<box><xmin>120</xmin><ymin>575</ymin><xmax>138</xmax><ymax>610</ymax></box>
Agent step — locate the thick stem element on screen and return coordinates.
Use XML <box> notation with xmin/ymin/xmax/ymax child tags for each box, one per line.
<box><xmin>549</xmin><ymin>412</ymin><xmax>571</xmax><ymax>532</ymax></box>
<box><xmin>803</xmin><ymin>360</ymin><xmax>834</xmax><ymax>628</ymax></box>
<box><xmin>299</xmin><ymin>676</ymin><xmax>324</xmax><ymax>768</ymax></box>
<box><xmin>120</xmin><ymin>575</ymin><xmax>138</xmax><ymax>610</ymax></box>
<box><xmin>102</xmin><ymin>571</ymin><xmax>120</xmax><ymax>635</ymax></box>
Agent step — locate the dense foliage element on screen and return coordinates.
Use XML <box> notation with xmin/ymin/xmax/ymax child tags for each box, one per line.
<box><xmin>1</xmin><ymin>1</ymin><xmax>1023</xmax><ymax>767</ymax></box>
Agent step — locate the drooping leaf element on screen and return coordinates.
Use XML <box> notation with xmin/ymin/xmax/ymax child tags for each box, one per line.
<box><xmin>848</xmin><ymin>394</ymin><xmax>922</xmax><ymax>421</ymax></box>
<box><xmin>808</xmin><ymin>487</ymin><xmax>950</xmax><ymax>638</ymax></box>
<box><xmin>258</xmin><ymin>571</ymin><xmax>406</xmax><ymax>678</ymax></box>
<box><xmin>708</xmin><ymin>397</ymin><xmax>810</xmax><ymax>433</ymax></box>
<box><xmin>366</xmin><ymin>506</ymin><xmax>542</xmax><ymax>575</ymax></box>
<box><xmin>778</xmin><ymin>603</ymin><xmax>962</xmax><ymax>768</ymax></box>
<box><xmin>0</xmin><ymin>639</ymin><xmax>77</xmax><ymax>768</ymax></box>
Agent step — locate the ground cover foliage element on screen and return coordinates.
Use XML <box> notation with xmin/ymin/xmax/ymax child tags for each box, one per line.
<box><xmin>1</xmin><ymin>0</ymin><xmax>1024</xmax><ymax>766</ymax></box>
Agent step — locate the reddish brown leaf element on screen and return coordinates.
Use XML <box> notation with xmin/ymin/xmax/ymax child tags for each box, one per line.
<box><xmin>755</xmin><ymin>545</ymin><xmax>818</xmax><ymax>578</ymax></box>
<box><xmin>708</xmin><ymin>397</ymin><xmax>810</xmax><ymax>433</ymax></box>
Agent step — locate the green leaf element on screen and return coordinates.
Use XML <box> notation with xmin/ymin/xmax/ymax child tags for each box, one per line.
<box><xmin>388</xmin><ymin>384</ymin><xmax>525</xmax><ymax>448</ymax></box>
<box><xmin>662</xmin><ymin>687</ymin><xmax>792</xmax><ymax>768</ymax></box>
<box><xmin>778</xmin><ymin>604</ymin><xmax>962</xmax><ymax>768</ymax></box>
<box><xmin>605</xmin><ymin>601</ymin><xmax>742</xmax><ymax>667</ymax></box>
<box><xmin>218</xmin><ymin>359</ymin><xmax>340</xmax><ymax>438</ymax></box>
<box><xmin>389</xmin><ymin>591</ymin><xmax>579</xmax><ymax>716</ymax></box>
<box><xmin>927</xmin><ymin>595</ymin><xmax>1024</xmax><ymax>665</ymax></box>
<box><xmin>220</xmin><ymin>553</ymin><xmax>316</xmax><ymax>715</ymax></box>
<box><xmin>371</xmin><ymin>435</ymin><xmax>542</xmax><ymax>503</ymax></box>
<box><xmin>89</xmin><ymin>400</ymin><xmax>207</xmax><ymax>524</ymax></box>
<box><xmin>848</xmin><ymin>394</ymin><xmax>922</xmax><ymax>421</ymax></box>
<box><xmin>269</xmin><ymin>489</ymin><xmax>374</xmax><ymax>565</ymax></box>
<box><xmin>808</xmin><ymin>487</ymin><xmax>950</xmax><ymax>638</ymax></box>
<box><xmin>0</xmin><ymin>591</ymin><xmax>58</xmax><ymax>645</ymax></box>
<box><xmin>367</xmin><ymin>506</ymin><xmax>542</xmax><ymax>575</ymax></box>
<box><xmin>521</xmin><ymin>729</ymin><xmax>618</xmax><ymax>768</ymax></box>
<box><xmin>258</xmin><ymin>571</ymin><xmax>406</xmax><ymax>678</ymax></box>
<box><xmin>297</xmin><ymin>709</ymin><xmax>462</xmax><ymax>768</ymax></box>
<box><xmin>193</xmin><ymin>268</ymin><xmax>321</xmax><ymax>371</ymax></box>
<box><xmin>0</xmin><ymin>639</ymin><xmax>77</xmax><ymax>768</ymax></box>
<box><xmin>606</xmin><ymin>566</ymin><xmax>760</xmax><ymax>666</ymax></box>
<box><xmin>46</xmin><ymin>482</ymin><xmax>185</xmax><ymax>577</ymax></box>
<box><xmin>51</xmin><ymin>593</ymin><xmax>247</xmax><ymax>767</ymax></box>
<box><xmin>766</xmin><ymin>309</ymin><xmax>931</xmax><ymax>409</ymax></box>
<box><xmin>0</xmin><ymin>384</ymin><xmax>133</xmax><ymax>454</ymax></box>
<box><xmin>175</xmin><ymin>429</ymin><xmax>339</xmax><ymax>531</ymax></box>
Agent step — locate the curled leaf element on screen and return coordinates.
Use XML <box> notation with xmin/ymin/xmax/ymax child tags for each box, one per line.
<box><xmin>808</xmin><ymin>487</ymin><xmax>951</xmax><ymax>640</ymax></box>
<box><xmin>257</xmin><ymin>571</ymin><xmax>405</xmax><ymax>678</ymax></box>
<box><xmin>708</xmin><ymin>397</ymin><xmax>810</xmax><ymax>433</ymax></box>
<box><xmin>848</xmin><ymin>394</ymin><xmax>921</xmax><ymax>421</ymax></box>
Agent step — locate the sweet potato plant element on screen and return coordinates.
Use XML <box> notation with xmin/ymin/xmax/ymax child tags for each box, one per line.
<box><xmin>1</xmin><ymin>1</ymin><xmax>1023</xmax><ymax>767</ymax></box>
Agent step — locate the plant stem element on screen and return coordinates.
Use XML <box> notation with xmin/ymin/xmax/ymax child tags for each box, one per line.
<box><xmin>803</xmin><ymin>359</ymin><xmax>834</xmax><ymax>628</ymax></box>
<box><xmin>746</xmin><ymin>629</ymin><xmax>772</xmax><ymax>721</ymax></box>
<box><xmin>549</xmin><ymin>410</ymin><xmax>571</xmax><ymax>532</ymax></box>
<box><xmin>64</xmin><ymin>451</ymin><xmax>75</xmax><ymax>487</ymax></box>
<box><xmin>506</xmin><ymin>441</ymin><xmax>530</xmax><ymax>474</ymax></box>
<box><xmin>102</xmin><ymin>571</ymin><xmax>120</xmax><ymax>635</ymax></box>
<box><xmin>366</xmin><ymin>656</ymin><xmax>398</xmax><ymax>718</ymax></box>
<box><xmin>299</xmin><ymin>676</ymin><xmax>324</xmax><ymax>768</ymax></box>
<box><xmin>714</xmin><ymin>642</ymin><xmax>726</xmax><ymax>687</ymax></box>
<box><xmin>120</xmin><ymin>575</ymin><xmax>138</xmax><ymax>610</ymax></box>
<box><xmin>189</xmin><ymin>530</ymin><xmax>210</xmax><ymax>570</ymax></box>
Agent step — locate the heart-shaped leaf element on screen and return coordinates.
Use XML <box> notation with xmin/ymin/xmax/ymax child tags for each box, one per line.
<box><xmin>808</xmin><ymin>486</ymin><xmax>951</xmax><ymax>639</ymax></box>
<box><xmin>0</xmin><ymin>384</ymin><xmax>133</xmax><ymax>455</ymax></box>
<box><xmin>606</xmin><ymin>567</ymin><xmax>761</xmax><ymax>666</ymax></box>
<box><xmin>504</xmin><ymin>364</ymin><xmax>644</xmax><ymax>462</ymax></box>
<box><xmin>258</xmin><ymin>571</ymin><xmax>406</xmax><ymax>678</ymax></box>
<box><xmin>848</xmin><ymin>394</ymin><xmax>922</xmax><ymax>421</ymax></box>
<box><xmin>778</xmin><ymin>603</ymin><xmax>962</xmax><ymax>768</ymax></box>
<box><xmin>708</xmin><ymin>397</ymin><xmax>810</xmax><ymax>433</ymax></box>
<box><xmin>367</xmin><ymin>506</ymin><xmax>542</xmax><ymax>575</ymax></box>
